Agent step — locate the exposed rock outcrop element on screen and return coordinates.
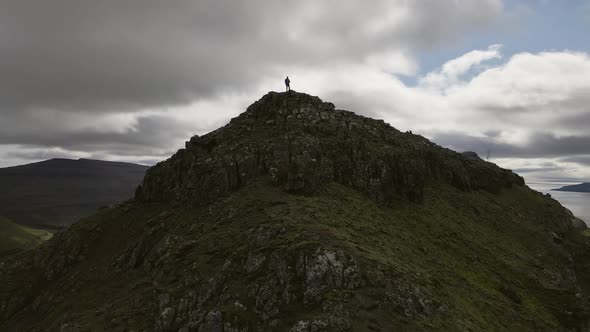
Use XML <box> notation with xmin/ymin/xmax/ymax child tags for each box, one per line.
<box><xmin>137</xmin><ymin>92</ymin><xmax>523</xmax><ymax>206</ymax></box>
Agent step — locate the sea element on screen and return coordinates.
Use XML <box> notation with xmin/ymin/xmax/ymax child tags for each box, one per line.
<box><xmin>526</xmin><ymin>180</ymin><xmax>590</xmax><ymax>226</ymax></box>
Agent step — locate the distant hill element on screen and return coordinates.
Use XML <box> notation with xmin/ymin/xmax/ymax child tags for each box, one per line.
<box><xmin>0</xmin><ymin>216</ymin><xmax>53</xmax><ymax>254</ymax></box>
<box><xmin>554</xmin><ymin>182</ymin><xmax>590</xmax><ymax>193</ymax></box>
<box><xmin>0</xmin><ymin>158</ymin><xmax>149</xmax><ymax>227</ymax></box>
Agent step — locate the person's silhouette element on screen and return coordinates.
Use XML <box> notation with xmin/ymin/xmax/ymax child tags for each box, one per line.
<box><xmin>285</xmin><ymin>76</ymin><xmax>291</xmax><ymax>92</ymax></box>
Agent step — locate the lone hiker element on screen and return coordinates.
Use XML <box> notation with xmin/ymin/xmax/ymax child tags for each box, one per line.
<box><xmin>285</xmin><ymin>76</ymin><xmax>291</xmax><ymax>91</ymax></box>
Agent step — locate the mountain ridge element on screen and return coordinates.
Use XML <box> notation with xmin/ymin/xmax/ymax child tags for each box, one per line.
<box><xmin>1</xmin><ymin>158</ymin><xmax>148</xmax><ymax>170</ymax></box>
<box><xmin>0</xmin><ymin>158</ymin><xmax>148</xmax><ymax>228</ymax></box>
<box><xmin>137</xmin><ymin>91</ymin><xmax>523</xmax><ymax>206</ymax></box>
<box><xmin>554</xmin><ymin>182</ymin><xmax>590</xmax><ymax>193</ymax></box>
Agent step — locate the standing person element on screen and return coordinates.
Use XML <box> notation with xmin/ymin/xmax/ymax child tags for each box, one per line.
<box><xmin>285</xmin><ymin>76</ymin><xmax>291</xmax><ymax>92</ymax></box>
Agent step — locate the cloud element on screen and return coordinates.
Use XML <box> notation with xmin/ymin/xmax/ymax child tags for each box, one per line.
<box><xmin>14</xmin><ymin>115</ymin><xmax>194</xmax><ymax>156</ymax></box>
<box><xmin>494</xmin><ymin>157</ymin><xmax>584</xmax><ymax>182</ymax></box>
<box><xmin>513</xmin><ymin>165</ymin><xmax>563</xmax><ymax>174</ymax></box>
<box><xmin>419</xmin><ymin>44</ymin><xmax>503</xmax><ymax>91</ymax></box>
<box><xmin>452</xmin><ymin>51</ymin><xmax>590</xmax><ymax>118</ymax></box>
<box><xmin>561</xmin><ymin>156</ymin><xmax>590</xmax><ymax>167</ymax></box>
<box><xmin>0</xmin><ymin>0</ymin><xmax>506</xmax><ymax>167</ymax></box>
<box><xmin>0</xmin><ymin>0</ymin><xmax>502</xmax><ymax>113</ymax></box>
<box><xmin>430</xmin><ymin>131</ymin><xmax>590</xmax><ymax>159</ymax></box>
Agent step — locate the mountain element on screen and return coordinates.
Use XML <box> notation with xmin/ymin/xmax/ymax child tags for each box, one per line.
<box><xmin>2</xmin><ymin>91</ymin><xmax>590</xmax><ymax>331</ymax></box>
<box><xmin>554</xmin><ymin>182</ymin><xmax>590</xmax><ymax>193</ymax></box>
<box><xmin>0</xmin><ymin>158</ymin><xmax>149</xmax><ymax>228</ymax></box>
<box><xmin>0</xmin><ymin>216</ymin><xmax>53</xmax><ymax>255</ymax></box>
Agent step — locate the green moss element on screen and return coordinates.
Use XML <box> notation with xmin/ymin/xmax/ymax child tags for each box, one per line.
<box><xmin>521</xmin><ymin>294</ymin><xmax>557</xmax><ymax>325</ymax></box>
<box><xmin>0</xmin><ymin>216</ymin><xmax>53</xmax><ymax>254</ymax></box>
<box><xmin>263</xmin><ymin>181</ymin><xmax>584</xmax><ymax>330</ymax></box>
<box><xmin>1</xmin><ymin>178</ymin><xmax>589</xmax><ymax>331</ymax></box>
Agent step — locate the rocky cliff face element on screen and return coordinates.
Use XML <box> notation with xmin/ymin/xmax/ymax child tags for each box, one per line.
<box><xmin>137</xmin><ymin>92</ymin><xmax>523</xmax><ymax>206</ymax></box>
<box><xmin>1</xmin><ymin>91</ymin><xmax>589</xmax><ymax>331</ymax></box>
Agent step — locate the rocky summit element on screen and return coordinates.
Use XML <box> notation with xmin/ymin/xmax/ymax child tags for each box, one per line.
<box><xmin>2</xmin><ymin>91</ymin><xmax>590</xmax><ymax>331</ymax></box>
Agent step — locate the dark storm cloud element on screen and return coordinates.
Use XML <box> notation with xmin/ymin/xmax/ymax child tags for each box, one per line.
<box><xmin>558</xmin><ymin>105</ymin><xmax>590</xmax><ymax>131</ymax></box>
<box><xmin>0</xmin><ymin>0</ymin><xmax>502</xmax><ymax>113</ymax></box>
<box><xmin>0</xmin><ymin>114</ymin><xmax>195</xmax><ymax>156</ymax></box>
<box><xmin>484</xmin><ymin>130</ymin><xmax>502</xmax><ymax>138</ymax></box>
<box><xmin>513</xmin><ymin>166</ymin><xmax>564</xmax><ymax>174</ymax></box>
<box><xmin>0</xmin><ymin>0</ymin><xmax>506</xmax><ymax>166</ymax></box>
<box><xmin>561</xmin><ymin>156</ymin><xmax>590</xmax><ymax>167</ymax></box>
<box><xmin>432</xmin><ymin>131</ymin><xmax>590</xmax><ymax>158</ymax></box>
<box><xmin>476</xmin><ymin>87</ymin><xmax>590</xmax><ymax>121</ymax></box>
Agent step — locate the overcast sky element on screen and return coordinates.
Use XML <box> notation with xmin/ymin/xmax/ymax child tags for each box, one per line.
<box><xmin>1</xmin><ymin>0</ymin><xmax>589</xmax><ymax>182</ymax></box>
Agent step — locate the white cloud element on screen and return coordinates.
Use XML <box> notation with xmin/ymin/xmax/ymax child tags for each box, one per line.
<box><xmin>365</xmin><ymin>51</ymin><xmax>418</xmax><ymax>76</ymax></box>
<box><xmin>446</xmin><ymin>51</ymin><xmax>590</xmax><ymax>136</ymax></box>
<box><xmin>419</xmin><ymin>44</ymin><xmax>503</xmax><ymax>91</ymax></box>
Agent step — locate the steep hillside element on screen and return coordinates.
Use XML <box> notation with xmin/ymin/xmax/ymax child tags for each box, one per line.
<box><xmin>1</xmin><ymin>91</ymin><xmax>589</xmax><ymax>331</ymax></box>
<box><xmin>0</xmin><ymin>217</ymin><xmax>53</xmax><ymax>254</ymax></box>
<box><xmin>0</xmin><ymin>158</ymin><xmax>148</xmax><ymax>228</ymax></box>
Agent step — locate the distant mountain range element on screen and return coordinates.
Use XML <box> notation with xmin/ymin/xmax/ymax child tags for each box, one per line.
<box><xmin>0</xmin><ymin>158</ymin><xmax>149</xmax><ymax>228</ymax></box>
<box><xmin>553</xmin><ymin>182</ymin><xmax>590</xmax><ymax>193</ymax></box>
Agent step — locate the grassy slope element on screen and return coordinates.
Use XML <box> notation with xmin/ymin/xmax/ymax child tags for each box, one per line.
<box><xmin>311</xmin><ymin>183</ymin><xmax>582</xmax><ymax>330</ymax></box>
<box><xmin>1</xmin><ymin>179</ymin><xmax>588</xmax><ymax>331</ymax></box>
<box><xmin>0</xmin><ymin>217</ymin><xmax>53</xmax><ymax>254</ymax></box>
